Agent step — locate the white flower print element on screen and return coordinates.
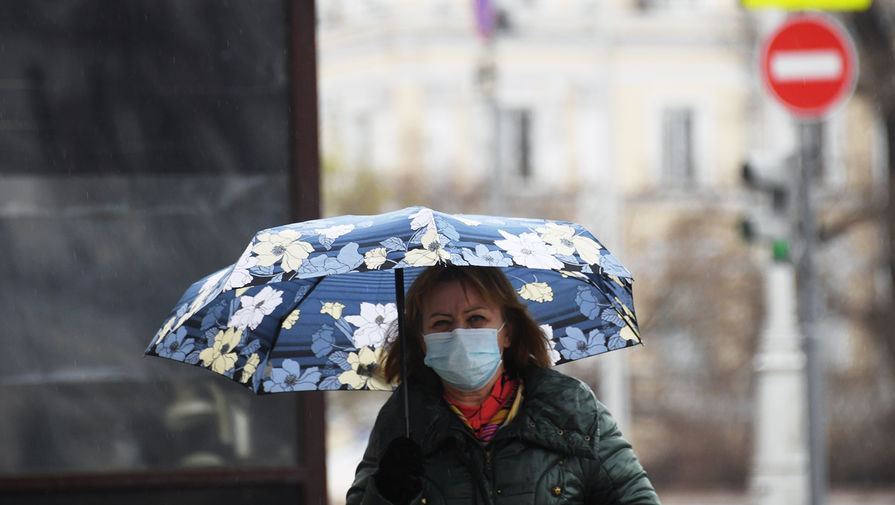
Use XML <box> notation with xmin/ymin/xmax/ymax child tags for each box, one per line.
<box><xmin>315</xmin><ymin>224</ymin><xmax>354</xmax><ymax>240</ymax></box>
<box><xmin>253</xmin><ymin>229</ymin><xmax>314</xmax><ymax>272</ymax></box>
<box><xmin>199</xmin><ymin>327</ymin><xmax>243</xmax><ymax>374</ymax></box>
<box><xmin>573</xmin><ymin>236</ymin><xmax>603</xmax><ymax>266</ymax></box>
<box><xmin>338</xmin><ymin>347</ymin><xmax>391</xmax><ymax>390</ymax></box>
<box><xmin>240</xmin><ymin>353</ymin><xmax>261</xmax><ymax>384</ymax></box>
<box><xmin>461</xmin><ymin>244</ymin><xmax>512</xmax><ymax>267</ymax></box>
<box><xmin>494</xmin><ymin>230</ymin><xmax>563</xmax><ymax>270</ymax></box>
<box><xmin>281</xmin><ymin>309</ymin><xmax>301</xmax><ymax>330</ymax></box>
<box><xmin>537</xmin><ymin>223</ymin><xmax>577</xmax><ymax>256</ymax></box>
<box><xmin>229</xmin><ymin>286</ymin><xmax>284</xmax><ymax>330</ymax></box>
<box><xmin>344</xmin><ymin>302</ymin><xmax>397</xmax><ymax>348</ymax></box>
<box><xmin>620</xmin><ymin>325</ymin><xmax>640</xmax><ymax>343</ymax></box>
<box><xmin>540</xmin><ymin>324</ymin><xmax>561</xmax><ymax>365</ymax></box>
<box><xmin>227</xmin><ymin>246</ymin><xmax>258</xmax><ymax>289</ymax></box>
<box><xmin>404</xmin><ymin>227</ymin><xmax>450</xmax><ymax>266</ymax></box>
<box><xmin>154</xmin><ymin>316</ymin><xmax>177</xmax><ymax>345</ymax></box>
<box><xmin>518</xmin><ymin>282</ymin><xmax>554</xmax><ymax>303</ymax></box>
<box><xmin>409</xmin><ymin>207</ymin><xmax>436</xmax><ymax>231</ymax></box>
<box><xmin>320</xmin><ymin>301</ymin><xmax>346</xmax><ymax>319</ymax></box>
<box><xmin>364</xmin><ymin>247</ymin><xmax>388</xmax><ymax>270</ymax></box>
<box><xmin>537</xmin><ymin>223</ymin><xmax>603</xmax><ymax>265</ymax></box>
<box><xmin>176</xmin><ymin>268</ymin><xmax>229</xmax><ymax>327</ymax></box>
<box><xmin>199</xmin><ymin>268</ymin><xmax>229</xmax><ymax>296</ymax></box>
<box><xmin>454</xmin><ymin>215</ymin><xmax>481</xmax><ymax>227</ymax></box>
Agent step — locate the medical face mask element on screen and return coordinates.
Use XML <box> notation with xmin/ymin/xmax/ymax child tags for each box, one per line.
<box><xmin>423</xmin><ymin>324</ymin><xmax>505</xmax><ymax>392</ymax></box>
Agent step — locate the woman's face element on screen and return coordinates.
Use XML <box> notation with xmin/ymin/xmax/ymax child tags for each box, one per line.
<box><xmin>420</xmin><ymin>279</ymin><xmax>511</xmax><ymax>351</ymax></box>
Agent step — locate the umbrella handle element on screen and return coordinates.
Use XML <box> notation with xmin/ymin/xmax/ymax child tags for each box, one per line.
<box><xmin>395</xmin><ymin>269</ymin><xmax>410</xmax><ymax>438</ymax></box>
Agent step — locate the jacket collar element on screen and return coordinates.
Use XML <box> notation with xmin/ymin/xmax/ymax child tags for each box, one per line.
<box><xmin>409</xmin><ymin>366</ymin><xmax>597</xmax><ymax>459</ymax></box>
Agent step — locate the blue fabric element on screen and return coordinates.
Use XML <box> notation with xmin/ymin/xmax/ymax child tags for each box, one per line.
<box><xmin>146</xmin><ymin>207</ymin><xmax>641</xmax><ymax>392</ymax></box>
<box><xmin>422</xmin><ymin>326</ymin><xmax>504</xmax><ymax>392</ymax></box>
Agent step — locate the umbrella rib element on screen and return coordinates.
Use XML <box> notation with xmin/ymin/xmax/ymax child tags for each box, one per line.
<box><xmin>259</xmin><ymin>275</ymin><xmax>327</xmax><ymax>391</ymax></box>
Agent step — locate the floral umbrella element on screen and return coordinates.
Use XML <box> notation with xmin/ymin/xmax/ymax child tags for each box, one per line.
<box><xmin>146</xmin><ymin>207</ymin><xmax>641</xmax><ymax>394</ymax></box>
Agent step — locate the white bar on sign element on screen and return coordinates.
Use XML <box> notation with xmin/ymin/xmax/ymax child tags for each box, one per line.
<box><xmin>770</xmin><ymin>49</ymin><xmax>842</xmax><ymax>81</ymax></box>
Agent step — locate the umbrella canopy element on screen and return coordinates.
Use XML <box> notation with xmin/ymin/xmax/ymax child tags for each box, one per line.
<box><xmin>146</xmin><ymin>207</ymin><xmax>640</xmax><ymax>393</ymax></box>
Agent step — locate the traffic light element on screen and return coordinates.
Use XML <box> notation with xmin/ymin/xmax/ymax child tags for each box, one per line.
<box><xmin>742</xmin><ymin>162</ymin><xmax>788</xmax><ymax>213</ymax></box>
<box><xmin>739</xmin><ymin>158</ymin><xmax>794</xmax><ymax>261</ymax></box>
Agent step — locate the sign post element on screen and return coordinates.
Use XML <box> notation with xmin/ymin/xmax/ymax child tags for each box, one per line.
<box><xmin>754</xmin><ymin>13</ymin><xmax>857</xmax><ymax>505</ymax></box>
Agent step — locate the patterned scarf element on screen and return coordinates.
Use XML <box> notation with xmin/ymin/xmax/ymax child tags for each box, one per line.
<box><xmin>445</xmin><ymin>372</ymin><xmax>523</xmax><ymax>443</ymax></box>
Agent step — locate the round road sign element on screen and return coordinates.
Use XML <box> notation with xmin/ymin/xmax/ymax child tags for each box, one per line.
<box><xmin>760</xmin><ymin>14</ymin><xmax>857</xmax><ymax>118</ymax></box>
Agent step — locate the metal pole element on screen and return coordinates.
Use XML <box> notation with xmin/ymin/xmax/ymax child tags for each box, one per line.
<box><xmin>475</xmin><ymin>13</ymin><xmax>502</xmax><ymax>217</ymax></box>
<box><xmin>797</xmin><ymin>120</ymin><xmax>827</xmax><ymax>505</ymax></box>
<box><xmin>479</xmin><ymin>45</ymin><xmax>503</xmax><ymax>215</ymax></box>
<box><xmin>395</xmin><ymin>268</ymin><xmax>410</xmax><ymax>438</ymax></box>
<box><xmin>490</xmin><ymin>75</ymin><xmax>503</xmax><ymax>215</ymax></box>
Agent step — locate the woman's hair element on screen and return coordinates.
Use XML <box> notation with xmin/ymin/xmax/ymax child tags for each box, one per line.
<box><xmin>381</xmin><ymin>265</ymin><xmax>551</xmax><ymax>384</ymax></box>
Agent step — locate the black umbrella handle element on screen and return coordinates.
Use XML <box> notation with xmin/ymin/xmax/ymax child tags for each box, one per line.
<box><xmin>395</xmin><ymin>268</ymin><xmax>410</xmax><ymax>438</ymax></box>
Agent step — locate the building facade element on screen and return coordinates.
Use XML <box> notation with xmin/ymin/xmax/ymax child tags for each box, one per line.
<box><xmin>317</xmin><ymin>0</ymin><xmax>894</xmax><ymax>496</ymax></box>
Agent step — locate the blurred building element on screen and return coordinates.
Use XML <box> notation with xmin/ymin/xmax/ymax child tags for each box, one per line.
<box><xmin>316</xmin><ymin>0</ymin><xmax>895</xmax><ymax>496</ymax></box>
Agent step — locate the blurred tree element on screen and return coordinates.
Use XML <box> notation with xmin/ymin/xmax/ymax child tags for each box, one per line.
<box><xmin>626</xmin><ymin>210</ymin><xmax>763</xmax><ymax>487</ymax></box>
<box><xmin>322</xmin><ymin>153</ymin><xmax>393</xmax><ymax>216</ymax></box>
<box><xmin>845</xmin><ymin>2</ymin><xmax>895</xmax><ymax>369</ymax></box>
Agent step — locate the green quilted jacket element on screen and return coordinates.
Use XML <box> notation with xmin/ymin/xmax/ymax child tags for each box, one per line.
<box><xmin>346</xmin><ymin>366</ymin><xmax>661</xmax><ymax>505</ymax></box>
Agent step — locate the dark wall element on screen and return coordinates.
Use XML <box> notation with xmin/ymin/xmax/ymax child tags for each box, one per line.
<box><xmin>0</xmin><ymin>1</ymin><xmax>290</xmax><ymax>174</ymax></box>
<box><xmin>0</xmin><ymin>1</ymin><xmax>318</xmax><ymax>499</ymax></box>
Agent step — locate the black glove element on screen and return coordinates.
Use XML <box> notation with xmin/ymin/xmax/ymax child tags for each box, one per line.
<box><xmin>374</xmin><ymin>436</ymin><xmax>423</xmax><ymax>505</ymax></box>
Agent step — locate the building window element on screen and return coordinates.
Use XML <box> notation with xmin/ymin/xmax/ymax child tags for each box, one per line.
<box><xmin>661</xmin><ymin>107</ymin><xmax>695</xmax><ymax>187</ymax></box>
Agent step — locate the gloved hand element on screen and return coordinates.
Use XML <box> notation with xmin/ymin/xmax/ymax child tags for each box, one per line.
<box><xmin>374</xmin><ymin>436</ymin><xmax>423</xmax><ymax>505</ymax></box>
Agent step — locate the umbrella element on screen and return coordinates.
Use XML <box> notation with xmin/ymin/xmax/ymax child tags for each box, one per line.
<box><xmin>146</xmin><ymin>206</ymin><xmax>641</xmax><ymax>396</ymax></box>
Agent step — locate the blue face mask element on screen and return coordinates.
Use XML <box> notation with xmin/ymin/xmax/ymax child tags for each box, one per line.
<box><xmin>423</xmin><ymin>324</ymin><xmax>505</xmax><ymax>392</ymax></box>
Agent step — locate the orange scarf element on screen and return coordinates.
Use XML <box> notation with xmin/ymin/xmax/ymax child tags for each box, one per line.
<box><xmin>445</xmin><ymin>373</ymin><xmax>521</xmax><ymax>442</ymax></box>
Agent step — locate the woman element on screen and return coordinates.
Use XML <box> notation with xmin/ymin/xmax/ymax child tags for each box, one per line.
<box><xmin>347</xmin><ymin>265</ymin><xmax>660</xmax><ymax>505</ymax></box>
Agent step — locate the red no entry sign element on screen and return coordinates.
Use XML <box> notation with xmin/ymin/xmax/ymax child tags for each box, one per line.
<box><xmin>760</xmin><ymin>14</ymin><xmax>857</xmax><ymax>118</ymax></box>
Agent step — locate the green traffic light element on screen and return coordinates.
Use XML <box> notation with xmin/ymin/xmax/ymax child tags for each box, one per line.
<box><xmin>772</xmin><ymin>239</ymin><xmax>790</xmax><ymax>261</ymax></box>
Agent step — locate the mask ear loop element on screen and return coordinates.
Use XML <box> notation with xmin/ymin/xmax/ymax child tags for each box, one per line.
<box><xmin>495</xmin><ymin>322</ymin><xmax>507</xmax><ymax>342</ymax></box>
